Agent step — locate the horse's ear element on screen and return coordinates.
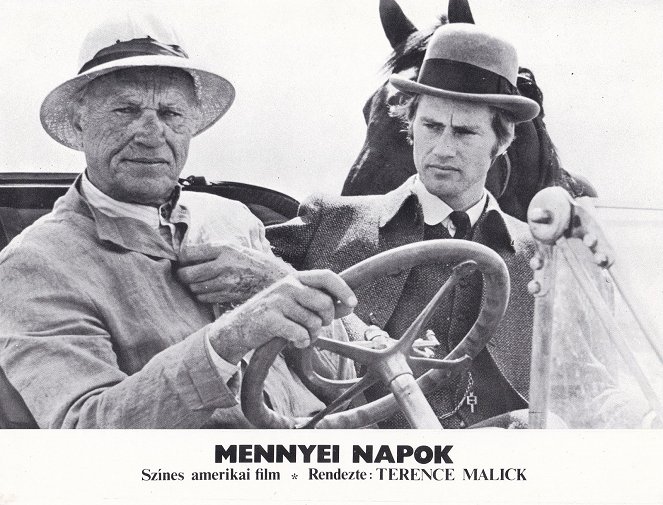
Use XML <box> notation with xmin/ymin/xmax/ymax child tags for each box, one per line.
<box><xmin>380</xmin><ymin>0</ymin><xmax>417</xmax><ymax>49</ymax></box>
<box><xmin>448</xmin><ymin>0</ymin><xmax>475</xmax><ymax>23</ymax></box>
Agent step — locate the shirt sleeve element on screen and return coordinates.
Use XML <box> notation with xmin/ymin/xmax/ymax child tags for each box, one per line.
<box><xmin>252</xmin><ymin>217</ymin><xmax>274</xmax><ymax>254</ymax></box>
<box><xmin>178</xmin><ymin>193</ymin><xmax>273</xmax><ymax>253</ymax></box>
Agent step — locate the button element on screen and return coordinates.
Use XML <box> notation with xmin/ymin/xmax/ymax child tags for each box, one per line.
<box><xmin>527</xmin><ymin>280</ymin><xmax>541</xmax><ymax>294</ymax></box>
<box><xmin>529</xmin><ymin>255</ymin><xmax>544</xmax><ymax>271</ymax></box>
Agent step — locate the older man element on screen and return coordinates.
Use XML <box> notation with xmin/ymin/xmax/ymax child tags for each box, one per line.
<box><xmin>0</xmin><ymin>18</ymin><xmax>356</xmax><ymax>428</ymax></box>
<box><xmin>264</xmin><ymin>24</ymin><xmax>541</xmax><ymax>428</ymax></box>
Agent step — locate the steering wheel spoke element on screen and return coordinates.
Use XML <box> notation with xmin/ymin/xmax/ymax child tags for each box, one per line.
<box><xmin>297</xmin><ymin>373</ymin><xmax>379</xmax><ymax>429</ymax></box>
<box><xmin>399</xmin><ymin>260</ymin><xmax>478</xmax><ymax>349</ymax></box>
<box><xmin>298</xmin><ymin>340</ymin><xmax>382</xmax><ymax>392</ymax></box>
<box><xmin>408</xmin><ymin>354</ymin><xmax>471</xmax><ymax>376</ymax></box>
<box><xmin>313</xmin><ymin>335</ymin><xmax>386</xmax><ymax>363</ymax></box>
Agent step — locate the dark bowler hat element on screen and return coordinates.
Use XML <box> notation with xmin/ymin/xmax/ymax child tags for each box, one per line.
<box><xmin>40</xmin><ymin>15</ymin><xmax>236</xmax><ymax>150</ymax></box>
<box><xmin>390</xmin><ymin>23</ymin><xmax>540</xmax><ymax>123</ymax></box>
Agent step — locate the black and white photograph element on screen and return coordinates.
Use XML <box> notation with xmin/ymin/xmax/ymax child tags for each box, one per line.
<box><xmin>0</xmin><ymin>0</ymin><xmax>661</xmax><ymax>503</ymax></box>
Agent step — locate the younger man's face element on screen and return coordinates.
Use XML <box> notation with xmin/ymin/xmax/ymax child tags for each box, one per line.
<box><xmin>412</xmin><ymin>94</ymin><xmax>497</xmax><ymax>210</ymax></box>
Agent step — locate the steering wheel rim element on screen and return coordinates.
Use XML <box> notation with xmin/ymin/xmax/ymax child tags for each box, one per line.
<box><xmin>241</xmin><ymin>239</ymin><xmax>510</xmax><ymax>429</ymax></box>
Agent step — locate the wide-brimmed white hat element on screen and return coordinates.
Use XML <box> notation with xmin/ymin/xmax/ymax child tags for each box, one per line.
<box><xmin>40</xmin><ymin>14</ymin><xmax>235</xmax><ymax>150</ymax></box>
<box><xmin>390</xmin><ymin>23</ymin><xmax>539</xmax><ymax>123</ymax></box>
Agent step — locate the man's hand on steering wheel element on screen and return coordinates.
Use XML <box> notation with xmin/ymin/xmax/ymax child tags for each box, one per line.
<box><xmin>240</xmin><ymin>240</ymin><xmax>510</xmax><ymax>429</ymax></box>
<box><xmin>207</xmin><ymin>270</ymin><xmax>357</xmax><ymax>365</ymax></box>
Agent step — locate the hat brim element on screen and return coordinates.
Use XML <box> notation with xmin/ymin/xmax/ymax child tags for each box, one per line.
<box><xmin>390</xmin><ymin>74</ymin><xmax>540</xmax><ymax>123</ymax></box>
<box><xmin>40</xmin><ymin>55</ymin><xmax>235</xmax><ymax>150</ymax></box>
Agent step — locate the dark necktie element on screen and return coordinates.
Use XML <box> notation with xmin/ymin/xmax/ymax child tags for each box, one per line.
<box><xmin>449</xmin><ymin>210</ymin><xmax>471</xmax><ymax>239</ymax></box>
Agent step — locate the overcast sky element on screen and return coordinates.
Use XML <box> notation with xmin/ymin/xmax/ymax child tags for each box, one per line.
<box><xmin>1</xmin><ymin>0</ymin><xmax>661</xmax><ymax>206</ymax></box>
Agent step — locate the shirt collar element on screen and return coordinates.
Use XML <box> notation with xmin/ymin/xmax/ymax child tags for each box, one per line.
<box><xmin>378</xmin><ymin>175</ymin><xmax>517</xmax><ymax>251</ymax></box>
<box><xmin>412</xmin><ymin>175</ymin><xmax>487</xmax><ymax>226</ymax></box>
<box><xmin>58</xmin><ymin>173</ymin><xmax>190</xmax><ymax>260</ymax></box>
<box><xmin>80</xmin><ymin>171</ymin><xmax>182</xmax><ymax>229</ymax></box>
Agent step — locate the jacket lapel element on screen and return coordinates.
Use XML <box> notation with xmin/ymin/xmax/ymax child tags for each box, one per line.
<box><xmin>470</xmin><ymin>207</ymin><xmax>533</xmax><ymax>400</ymax></box>
<box><xmin>351</xmin><ymin>181</ymin><xmax>425</xmax><ymax>329</ymax></box>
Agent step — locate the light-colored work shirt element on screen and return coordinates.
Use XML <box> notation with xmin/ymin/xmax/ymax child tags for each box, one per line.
<box><xmin>0</xmin><ymin>175</ymin><xmax>324</xmax><ymax>428</ymax></box>
<box><xmin>80</xmin><ymin>173</ymin><xmax>240</xmax><ymax>381</ymax></box>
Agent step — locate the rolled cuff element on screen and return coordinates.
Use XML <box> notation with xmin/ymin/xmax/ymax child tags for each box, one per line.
<box><xmin>166</xmin><ymin>325</ymin><xmax>240</xmax><ymax>411</ymax></box>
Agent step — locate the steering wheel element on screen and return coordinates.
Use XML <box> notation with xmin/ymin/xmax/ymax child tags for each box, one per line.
<box><xmin>240</xmin><ymin>239</ymin><xmax>510</xmax><ymax>429</ymax></box>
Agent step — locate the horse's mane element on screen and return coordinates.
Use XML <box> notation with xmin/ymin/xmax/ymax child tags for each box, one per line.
<box><xmin>516</xmin><ymin>67</ymin><xmax>545</xmax><ymax>116</ymax></box>
<box><xmin>383</xmin><ymin>16</ymin><xmax>447</xmax><ymax>74</ymax></box>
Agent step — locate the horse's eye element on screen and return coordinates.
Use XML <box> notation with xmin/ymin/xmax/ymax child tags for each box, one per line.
<box><xmin>386</xmin><ymin>90</ymin><xmax>408</xmax><ymax>107</ymax></box>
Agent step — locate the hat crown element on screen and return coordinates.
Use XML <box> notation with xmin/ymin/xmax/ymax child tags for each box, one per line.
<box><xmin>78</xmin><ymin>14</ymin><xmax>184</xmax><ymax>69</ymax></box>
<box><xmin>422</xmin><ymin>23</ymin><xmax>519</xmax><ymax>88</ymax></box>
<box><xmin>41</xmin><ymin>14</ymin><xmax>235</xmax><ymax>150</ymax></box>
<box><xmin>388</xmin><ymin>23</ymin><xmax>540</xmax><ymax>123</ymax></box>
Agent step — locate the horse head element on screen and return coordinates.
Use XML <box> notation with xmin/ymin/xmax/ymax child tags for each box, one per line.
<box><xmin>342</xmin><ymin>0</ymin><xmax>596</xmax><ymax>221</ymax></box>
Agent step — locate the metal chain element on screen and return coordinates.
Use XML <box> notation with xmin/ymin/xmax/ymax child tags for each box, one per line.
<box><xmin>437</xmin><ymin>371</ymin><xmax>474</xmax><ymax>421</ymax></box>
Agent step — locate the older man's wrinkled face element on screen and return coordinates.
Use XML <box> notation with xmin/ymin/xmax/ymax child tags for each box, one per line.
<box><xmin>73</xmin><ymin>67</ymin><xmax>201</xmax><ymax>206</ymax></box>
